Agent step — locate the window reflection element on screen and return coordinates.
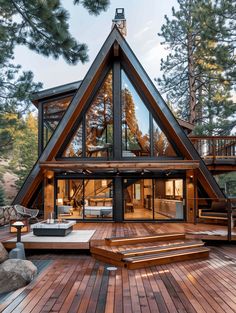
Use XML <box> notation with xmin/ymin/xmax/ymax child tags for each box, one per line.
<box><xmin>121</xmin><ymin>70</ymin><xmax>150</xmax><ymax>157</ymax></box>
<box><xmin>86</xmin><ymin>71</ymin><xmax>113</xmax><ymax>157</ymax></box>
<box><xmin>153</xmin><ymin>119</ymin><xmax>177</xmax><ymax>157</ymax></box>
<box><xmin>63</xmin><ymin>123</ymin><xmax>83</xmax><ymax>157</ymax></box>
<box><xmin>43</xmin><ymin>96</ymin><xmax>73</xmax><ymax>148</ymax></box>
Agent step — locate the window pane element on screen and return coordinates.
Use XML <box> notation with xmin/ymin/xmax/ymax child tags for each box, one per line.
<box><xmin>153</xmin><ymin>119</ymin><xmax>177</xmax><ymax>157</ymax></box>
<box><xmin>86</xmin><ymin>71</ymin><xmax>113</xmax><ymax>157</ymax></box>
<box><xmin>154</xmin><ymin>178</ymin><xmax>184</xmax><ymax>219</ymax></box>
<box><xmin>124</xmin><ymin>179</ymin><xmax>153</xmax><ymax>220</ymax></box>
<box><xmin>121</xmin><ymin>70</ymin><xmax>150</xmax><ymax>157</ymax></box>
<box><xmin>43</xmin><ymin>96</ymin><xmax>73</xmax><ymax>148</ymax></box>
<box><xmin>84</xmin><ymin>179</ymin><xmax>113</xmax><ymax>219</ymax></box>
<box><xmin>62</xmin><ymin>123</ymin><xmax>83</xmax><ymax>157</ymax></box>
<box><xmin>56</xmin><ymin>179</ymin><xmax>83</xmax><ymax>220</ymax></box>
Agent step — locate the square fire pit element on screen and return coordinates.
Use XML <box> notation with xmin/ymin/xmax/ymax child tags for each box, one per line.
<box><xmin>31</xmin><ymin>220</ymin><xmax>76</xmax><ymax>236</ymax></box>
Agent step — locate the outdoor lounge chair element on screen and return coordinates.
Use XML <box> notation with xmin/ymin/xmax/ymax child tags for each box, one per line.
<box><xmin>14</xmin><ymin>204</ymin><xmax>39</xmax><ymax>223</ymax></box>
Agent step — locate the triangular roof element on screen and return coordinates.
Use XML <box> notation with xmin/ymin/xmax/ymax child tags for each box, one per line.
<box><xmin>14</xmin><ymin>26</ymin><xmax>224</xmax><ymax>205</ymax></box>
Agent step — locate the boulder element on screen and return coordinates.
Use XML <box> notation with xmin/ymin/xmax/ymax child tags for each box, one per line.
<box><xmin>0</xmin><ymin>259</ymin><xmax>37</xmax><ymax>294</ymax></box>
<box><xmin>0</xmin><ymin>242</ymin><xmax>8</xmax><ymax>263</ymax></box>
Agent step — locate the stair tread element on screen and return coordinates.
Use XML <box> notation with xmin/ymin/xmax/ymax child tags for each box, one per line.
<box><xmin>123</xmin><ymin>247</ymin><xmax>210</xmax><ymax>263</ymax></box>
<box><xmin>106</xmin><ymin>233</ymin><xmax>184</xmax><ymax>241</ymax></box>
<box><xmin>117</xmin><ymin>240</ymin><xmax>204</xmax><ymax>256</ymax></box>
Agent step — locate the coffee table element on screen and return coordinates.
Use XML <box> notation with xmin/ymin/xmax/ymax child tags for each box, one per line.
<box><xmin>31</xmin><ymin>220</ymin><xmax>76</xmax><ymax>236</ymax></box>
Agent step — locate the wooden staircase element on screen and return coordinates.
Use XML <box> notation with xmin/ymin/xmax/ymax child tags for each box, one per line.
<box><xmin>90</xmin><ymin>233</ymin><xmax>209</xmax><ymax>269</ymax></box>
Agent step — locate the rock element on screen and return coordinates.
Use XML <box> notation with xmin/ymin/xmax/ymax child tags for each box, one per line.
<box><xmin>0</xmin><ymin>259</ymin><xmax>37</xmax><ymax>294</ymax></box>
<box><xmin>0</xmin><ymin>242</ymin><xmax>8</xmax><ymax>263</ymax></box>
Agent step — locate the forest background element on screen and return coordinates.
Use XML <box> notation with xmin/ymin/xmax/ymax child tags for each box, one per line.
<box><xmin>0</xmin><ymin>0</ymin><xmax>235</xmax><ymax>205</ymax></box>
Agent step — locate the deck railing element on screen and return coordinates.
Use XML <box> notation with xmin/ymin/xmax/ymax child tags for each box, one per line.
<box><xmin>189</xmin><ymin>136</ymin><xmax>236</xmax><ymax>158</ymax></box>
<box><xmin>191</xmin><ymin>197</ymin><xmax>236</xmax><ymax>241</ymax></box>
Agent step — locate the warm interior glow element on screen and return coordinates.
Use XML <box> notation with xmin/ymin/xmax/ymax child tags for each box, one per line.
<box><xmin>57</xmin><ymin>198</ymin><xmax>63</xmax><ymax>205</ymax></box>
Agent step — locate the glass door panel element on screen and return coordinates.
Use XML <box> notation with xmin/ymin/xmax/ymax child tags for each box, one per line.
<box><xmin>154</xmin><ymin>178</ymin><xmax>184</xmax><ymax>219</ymax></box>
<box><xmin>56</xmin><ymin>179</ymin><xmax>83</xmax><ymax>220</ymax></box>
<box><xmin>84</xmin><ymin>179</ymin><xmax>113</xmax><ymax>220</ymax></box>
<box><xmin>124</xmin><ymin>179</ymin><xmax>153</xmax><ymax>220</ymax></box>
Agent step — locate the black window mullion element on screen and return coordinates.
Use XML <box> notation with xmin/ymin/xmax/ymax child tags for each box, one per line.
<box><xmin>150</xmin><ymin>113</ymin><xmax>154</xmax><ymax>157</ymax></box>
<box><xmin>113</xmin><ymin>60</ymin><xmax>122</xmax><ymax>160</ymax></box>
<box><xmin>82</xmin><ymin>117</ymin><xmax>86</xmax><ymax>158</ymax></box>
<box><xmin>38</xmin><ymin>101</ymin><xmax>43</xmax><ymax>156</ymax></box>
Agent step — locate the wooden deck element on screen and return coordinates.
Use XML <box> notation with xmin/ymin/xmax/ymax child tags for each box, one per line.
<box><xmin>1</xmin><ymin>222</ymin><xmax>236</xmax><ymax>312</ymax></box>
<box><xmin>1</xmin><ymin>222</ymin><xmax>236</xmax><ymax>251</ymax></box>
<box><xmin>0</xmin><ymin>244</ymin><xmax>236</xmax><ymax>312</ymax></box>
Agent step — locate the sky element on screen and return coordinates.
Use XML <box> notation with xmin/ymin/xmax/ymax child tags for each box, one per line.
<box><xmin>14</xmin><ymin>0</ymin><xmax>178</xmax><ymax>90</ymax></box>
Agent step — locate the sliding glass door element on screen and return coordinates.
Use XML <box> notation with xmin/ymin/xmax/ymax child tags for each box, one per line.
<box><xmin>84</xmin><ymin>179</ymin><xmax>113</xmax><ymax>220</ymax></box>
<box><xmin>124</xmin><ymin>179</ymin><xmax>153</xmax><ymax>220</ymax></box>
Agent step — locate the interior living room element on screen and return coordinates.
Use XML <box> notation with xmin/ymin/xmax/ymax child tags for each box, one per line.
<box><xmin>124</xmin><ymin>178</ymin><xmax>184</xmax><ymax>220</ymax></box>
<box><xmin>56</xmin><ymin>178</ymin><xmax>113</xmax><ymax>220</ymax></box>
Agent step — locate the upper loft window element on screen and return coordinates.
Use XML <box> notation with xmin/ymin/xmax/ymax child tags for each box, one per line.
<box><xmin>121</xmin><ymin>70</ymin><xmax>177</xmax><ymax>158</ymax></box>
<box><xmin>43</xmin><ymin>96</ymin><xmax>73</xmax><ymax>148</ymax></box>
<box><xmin>85</xmin><ymin>70</ymin><xmax>113</xmax><ymax>157</ymax></box>
<box><xmin>63</xmin><ymin>123</ymin><xmax>83</xmax><ymax>157</ymax></box>
<box><xmin>153</xmin><ymin>119</ymin><xmax>177</xmax><ymax>157</ymax></box>
<box><xmin>62</xmin><ymin>70</ymin><xmax>113</xmax><ymax>158</ymax></box>
<box><xmin>121</xmin><ymin>70</ymin><xmax>150</xmax><ymax>157</ymax></box>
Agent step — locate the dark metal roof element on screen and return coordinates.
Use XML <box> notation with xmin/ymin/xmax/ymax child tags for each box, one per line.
<box><xmin>31</xmin><ymin>80</ymin><xmax>82</xmax><ymax>105</ymax></box>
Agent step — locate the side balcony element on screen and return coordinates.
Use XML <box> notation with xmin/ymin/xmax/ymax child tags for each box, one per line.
<box><xmin>189</xmin><ymin>136</ymin><xmax>236</xmax><ymax>173</ymax></box>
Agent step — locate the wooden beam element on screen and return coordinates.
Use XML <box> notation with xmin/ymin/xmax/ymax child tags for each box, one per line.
<box><xmin>40</xmin><ymin>160</ymin><xmax>200</xmax><ymax>171</ymax></box>
<box><xmin>113</xmin><ymin>42</ymin><xmax>120</xmax><ymax>57</ymax></box>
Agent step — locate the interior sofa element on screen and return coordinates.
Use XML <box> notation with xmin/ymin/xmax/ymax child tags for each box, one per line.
<box><xmin>199</xmin><ymin>199</ymin><xmax>236</xmax><ymax>225</ymax></box>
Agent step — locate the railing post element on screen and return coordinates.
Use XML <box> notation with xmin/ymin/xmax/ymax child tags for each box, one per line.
<box><xmin>227</xmin><ymin>198</ymin><xmax>232</xmax><ymax>242</ymax></box>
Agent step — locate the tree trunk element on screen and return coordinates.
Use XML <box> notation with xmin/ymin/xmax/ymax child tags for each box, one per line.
<box><xmin>187</xmin><ymin>32</ymin><xmax>197</xmax><ymax>125</ymax></box>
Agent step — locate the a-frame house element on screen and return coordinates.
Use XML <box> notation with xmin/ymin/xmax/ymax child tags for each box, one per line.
<box><xmin>13</xmin><ymin>21</ymin><xmax>224</xmax><ymax>223</ymax></box>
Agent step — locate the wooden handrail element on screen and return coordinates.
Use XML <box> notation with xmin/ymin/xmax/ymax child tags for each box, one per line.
<box><xmin>189</xmin><ymin>136</ymin><xmax>236</xmax><ymax>158</ymax></box>
<box><xmin>189</xmin><ymin>136</ymin><xmax>236</xmax><ymax>140</ymax></box>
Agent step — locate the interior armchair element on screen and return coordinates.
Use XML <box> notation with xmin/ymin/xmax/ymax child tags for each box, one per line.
<box><xmin>14</xmin><ymin>204</ymin><xmax>39</xmax><ymax>223</ymax></box>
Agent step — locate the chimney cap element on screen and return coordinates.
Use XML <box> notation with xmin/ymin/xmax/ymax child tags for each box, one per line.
<box><xmin>113</xmin><ymin>8</ymin><xmax>125</xmax><ymax>21</ymax></box>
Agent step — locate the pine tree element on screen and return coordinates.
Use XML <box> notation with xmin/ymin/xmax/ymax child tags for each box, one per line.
<box><xmin>157</xmin><ymin>0</ymin><xmax>236</xmax><ymax>135</ymax></box>
<box><xmin>0</xmin><ymin>184</ymin><xmax>5</xmax><ymax>206</ymax></box>
<box><xmin>74</xmin><ymin>0</ymin><xmax>110</xmax><ymax>16</ymax></box>
<box><xmin>0</xmin><ymin>0</ymin><xmax>110</xmax><ymax>154</ymax></box>
<box><xmin>9</xmin><ymin>113</ymin><xmax>38</xmax><ymax>189</ymax></box>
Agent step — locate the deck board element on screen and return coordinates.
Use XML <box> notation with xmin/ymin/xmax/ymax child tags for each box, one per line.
<box><xmin>2</xmin><ymin>222</ymin><xmax>236</xmax><ymax>251</ymax></box>
<box><xmin>0</xmin><ymin>222</ymin><xmax>236</xmax><ymax>312</ymax></box>
<box><xmin>0</xmin><ymin>246</ymin><xmax>235</xmax><ymax>312</ymax></box>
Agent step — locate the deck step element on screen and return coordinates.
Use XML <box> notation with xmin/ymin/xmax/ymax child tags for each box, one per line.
<box><xmin>123</xmin><ymin>247</ymin><xmax>210</xmax><ymax>269</ymax></box>
<box><xmin>91</xmin><ymin>240</ymin><xmax>204</xmax><ymax>261</ymax></box>
<box><xmin>105</xmin><ymin>233</ymin><xmax>185</xmax><ymax>246</ymax></box>
<box><xmin>117</xmin><ymin>240</ymin><xmax>205</xmax><ymax>258</ymax></box>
